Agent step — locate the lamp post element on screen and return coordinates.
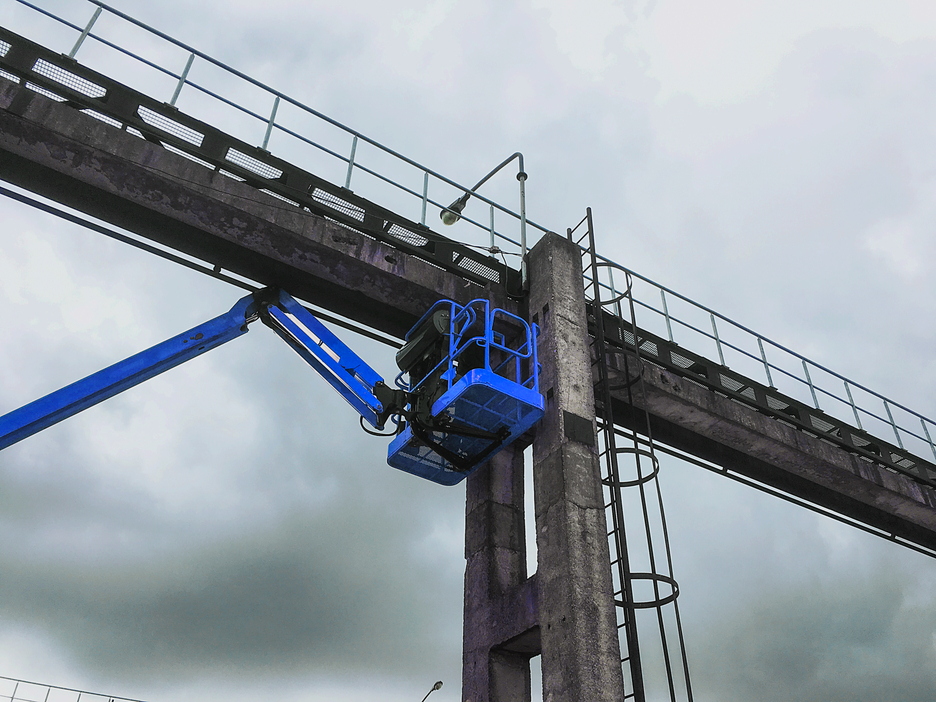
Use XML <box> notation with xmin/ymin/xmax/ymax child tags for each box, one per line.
<box><xmin>439</xmin><ymin>152</ymin><xmax>529</xmax><ymax>288</ymax></box>
<box><xmin>419</xmin><ymin>680</ymin><xmax>443</xmax><ymax>702</ymax></box>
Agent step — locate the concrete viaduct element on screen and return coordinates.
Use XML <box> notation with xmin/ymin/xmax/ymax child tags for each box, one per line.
<box><xmin>2</xmin><ymin>72</ymin><xmax>935</xmax><ymax>701</ymax></box>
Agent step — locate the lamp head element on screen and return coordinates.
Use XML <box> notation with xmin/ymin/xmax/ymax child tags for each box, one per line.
<box><xmin>440</xmin><ymin>193</ymin><xmax>470</xmax><ymax>225</ymax></box>
<box><xmin>432</xmin><ymin>682</ymin><xmax>443</xmax><ymax>691</ymax></box>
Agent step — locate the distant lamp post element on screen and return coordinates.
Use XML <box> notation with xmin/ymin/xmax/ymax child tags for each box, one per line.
<box><xmin>419</xmin><ymin>680</ymin><xmax>443</xmax><ymax>702</ymax></box>
<box><xmin>440</xmin><ymin>152</ymin><xmax>529</xmax><ymax>288</ymax></box>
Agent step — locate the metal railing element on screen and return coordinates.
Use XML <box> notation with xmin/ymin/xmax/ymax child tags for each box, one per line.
<box><xmin>3</xmin><ymin>0</ymin><xmax>551</xmax><ymax>261</ymax></box>
<box><xmin>0</xmin><ymin>675</ymin><xmax>142</xmax><ymax>702</ymax></box>
<box><xmin>584</xmin><ymin>248</ymin><xmax>936</xmax><ymax>482</ymax></box>
<box><xmin>4</xmin><ymin>0</ymin><xmax>936</xmax><ymax>482</ymax></box>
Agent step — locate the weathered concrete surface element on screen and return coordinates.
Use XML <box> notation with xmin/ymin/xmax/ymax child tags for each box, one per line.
<box><xmin>462</xmin><ymin>445</ymin><xmax>539</xmax><ymax>702</ymax></box>
<box><xmin>527</xmin><ymin>234</ymin><xmax>625</xmax><ymax>702</ymax></box>
<box><xmin>606</xmin><ymin>353</ymin><xmax>936</xmax><ymax>550</ymax></box>
<box><xmin>0</xmin><ymin>78</ymin><xmax>512</xmax><ymax>338</ymax></box>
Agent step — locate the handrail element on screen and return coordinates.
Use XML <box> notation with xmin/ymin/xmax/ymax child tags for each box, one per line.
<box><xmin>5</xmin><ymin>0</ymin><xmax>936</xmax><ymax>473</ymax></box>
<box><xmin>9</xmin><ymin>0</ymin><xmax>553</xmax><ymax>255</ymax></box>
<box><xmin>585</xmin><ymin>251</ymin><xmax>936</xmax><ymax>466</ymax></box>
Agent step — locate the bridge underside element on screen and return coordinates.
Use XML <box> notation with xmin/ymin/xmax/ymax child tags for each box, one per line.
<box><xmin>1</xmin><ymin>74</ymin><xmax>935</xmax><ymax>552</ymax></box>
<box><xmin>604</xmin><ymin>349</ymin><xmax>936</xmax><ymax>551</ymax></box>
<box><xmin>0</xmin><ymin>77</ymin><xmax>509</xmax><ymax>339</ymax></box>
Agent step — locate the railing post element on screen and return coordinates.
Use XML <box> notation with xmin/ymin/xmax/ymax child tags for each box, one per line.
<box><xmin>68</xmin><ymin>6</ymin><xmax>102</xmax><ymax>58</ymax></box>
<box><xmin>344</xmin><ymin>135</ymin><xmax>358</xmax><ymax>190</ymax></box>
<box><xmin>605</xmin><ymin>268</ymin><xmax>621</xmax><ymax>319</ymax></box>
<box><xmin>661</xmin><ymin>290</ymin><xmax>674</xmax><ymax>342</ymax></box>
<box><xmin>844</xmin><ymin>381</ymin><xmax>863</xmax><ymax>431</ymax></box>
<box><xmin>420</xmin><ymin>171</ymin><xmax>429</xmax><ymax>225</ymax></box>
<box><xmin>261</xmin><ymin>95</ymin><xmax>280</xmax><ymax>151</ymax></box>
<box><xmin>757</xmin><ymin>338</ymin><xmax>774</xmax><ymax>388</ymax></box>
<box><xmin>884</xmin><ymin>400</ymin><xmax>904</xmax><ymax>449</ymax></box>
<box><xmin>489</xmin><ymin>205</ymin><xmax>495</xmax><ymax>250</ymax></box>
<box><xmin>802</xmin><ymin>360</ymin><xmax>820</xmax><ymax>409</ymax></box>
<box><xmin>921</xmin><ymin>418</ymin><xmax>936</xmax><ymax>462</ymax></box>
<box><xmin>169</xmin><ymin>52</ymin><xmax>195</xmax><ymax>107</ymax></box>
<box><xmin>710</xmin><ymin>315</ymin><xmax>725</xmax><ymax>366</ymax></box>
<box><xmin>519</xmin><ymin>172</ymin><xmax>528</xmax><ymax>289</ymax></box>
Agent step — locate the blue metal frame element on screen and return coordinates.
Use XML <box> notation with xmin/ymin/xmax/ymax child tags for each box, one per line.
<box><xmin>388</xmin><ymin>298</ymin><xmax>544</xmax><ymax>484</ymax></box>
<box><xmin>0</xmin><ymin>289</ymin><xmax>544</xmax><ymax>486</ymax></box>
<box><xmin>258</xmin><ymin>289</ymin><xmax>391</xmax><ymax>429</ymax></box>
<box><xmin>0</xmin><ymin>293</ymin><xmax>259</xmax><ymax>451</ymax></box>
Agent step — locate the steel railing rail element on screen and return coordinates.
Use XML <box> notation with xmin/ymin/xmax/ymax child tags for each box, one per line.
<box><xmin>584</xmin><ymin>254</ymin><xmax>936</xmax><ymax>478</ymax></box>
<box><xmin>4</xmin><ymin>0</ymin><xmax>936</xmax><ymax>483</ymax></box>
<box><xmin>0</xmin><ymin>674</ymin><xmax>143</xmax><ymax>702</ymax></box>
<box><xmin>8</xmin><ymin>0</ymin><xmax>554</xmax><ymax>255</ymax></box>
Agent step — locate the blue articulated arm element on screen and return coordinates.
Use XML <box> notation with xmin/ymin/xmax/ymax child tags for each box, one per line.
<box><xmin>0</xmin><ymin>286</ymin><xmax>537</xmax><ymax>485</ymax></box>
<box><xmin>257</xmin><ymin>289</ymin><xmax>404</xmax><ymax>430</ymax></box>
<box><xmin>0</xmin><ymin>293</ymin><xmax>260</xmax><ymax>451</ymax></box>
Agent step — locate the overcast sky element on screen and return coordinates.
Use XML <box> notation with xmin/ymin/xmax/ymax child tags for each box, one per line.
<box><xmin>1</xmin><ymin>1</ymin><xmax>936</xmax><ymax>701</ymax></box>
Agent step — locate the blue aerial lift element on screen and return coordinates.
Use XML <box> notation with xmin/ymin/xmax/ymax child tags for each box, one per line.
<box><xmin>0</xmin><ymin>289</ymin><xmax>544</xmax><ymax>485</ymax></box>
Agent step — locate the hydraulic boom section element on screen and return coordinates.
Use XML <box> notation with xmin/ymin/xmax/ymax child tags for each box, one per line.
<box><xmin>0</xmin><ymin>289</ymin><xmax>543</xmax><ymax>485</ymax></box>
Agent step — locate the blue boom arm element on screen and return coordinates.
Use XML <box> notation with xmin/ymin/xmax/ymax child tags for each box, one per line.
<box><xmin>0</xmin><ymin>289</ymin><xmax>403</xmax><ymax>453</ymax></box>
<box><xmin>257</xmin><ymin>289</ymin><xmax>402</xmax><ymax>430</ymax></box>
<box><xmin>0</xmin><ymin>293</ymin><xmax>259</xmax><ymax>451</ymax></box>
<box><xmin>0</xmin><ymin>288</ymin><xmax>542</xmax><ymax>485</ymax></box>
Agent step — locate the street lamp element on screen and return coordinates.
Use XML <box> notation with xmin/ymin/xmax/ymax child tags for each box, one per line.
<box><xmin>419</xmin><ymin>680</ymin><xmax>443</xmax><ymax>702</ymax></box>
<box><xmin>439</xmin><ymin>152</ymin><xmax>529</xmax><ymax>288</ymax></box>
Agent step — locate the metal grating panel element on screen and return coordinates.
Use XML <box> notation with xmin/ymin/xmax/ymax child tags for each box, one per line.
<box><xmin>32</xmin><ymin>59</ymin><xmax>106</xmax><ymax>98</ymax></box>
<box><xmin>312</xmin><ymin>188</ymin><xmax>365</xmax><ymax>221</ymax></box>
<box><xmin>0</xmin><ymin>39</ymin><xmax>10</xmax><ymax>57</ymax></box>
<box><xmin>126</xmin><ymin>126</ymin><xmax>145</xmax><ymax>139</ymax></box>
<box><xmin>809</xmin><ymin>414</ymin><xmax>836</xmax><ymax>434</ymax></box>
<box><xmin>766</xmin><ymin>395</ymin><xmax>790</xmax><ymax>411</ymax></box>
<box><xmin>25</xmin><ymin>82</ymin><xmax>65</xmax><ymax>101</ymax></box>
<box><xmin>719</xmin><ymin>373</ymin><xmax>756</xmax><ymax>400</ymax></box>
<box><xmin>139</xmin><ymin>105</ymin><xmax>204</xmax><ymax>147</ymax></box>
<box><xmin>162</xmin><ymin>142</ymin><xmax>215</xmax><ymax>169</ymax></box>
<box><xmin>225</xmin><ymin>147</ymin><xmax>282</xmax><ymax>179</ymax></box>
<box><xmin>0</xmin><ymin>69</ymin><xmax>19</xmax><ymax>83</ymax></box>
<box><xmin>892</xmin><ymin>454</ymin><xmax>916</xmax><ymax>470</ymax></box>
<box><xmin>719</xmin><ymin>375</ymin><xmax>745</xmax><ymax>392</ymax></box>
<box><xmin>80</xmin><ymin>108</ymin><xmax>122</xmax><ymax>129</ymax></box>
<box><xmin>454</xmin><ymin>254</ymin><xmax>500</xmax><ymax>282</ymax></box>
<box><xmin>669</xmin><ymin>352</ymin><xmax>696</xmax><ymax>370</ymax></box>
<box><xmin>386</xmin><ymin>222</ymin><xmax>428</xmax><ymax>247</ymax></box>
<box><xmin>638</xmin><ymin>340</ymin><xmax>659</xmax><ymax>357</ymax></box>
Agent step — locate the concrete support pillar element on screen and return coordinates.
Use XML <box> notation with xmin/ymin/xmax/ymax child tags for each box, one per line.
<box><xmin>462</xmin><ymin>443</ymin><xmax>539</xmax><ymax>702</ymax></box>
<box><xmin>528</xmin><ymin>233</ymin><xmax>625</xmax><ymax>701</ymax></box>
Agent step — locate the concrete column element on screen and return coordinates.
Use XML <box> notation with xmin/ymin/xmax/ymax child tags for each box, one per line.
<box><xmin>527</xmin><ymin>233</ymin><xmax>625</xmax><ymax>701</ymax></box>
<box><xmin>462</xmin><ymin>444</ymin><xmax>538</xmax><ymax>702</ymax></box>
